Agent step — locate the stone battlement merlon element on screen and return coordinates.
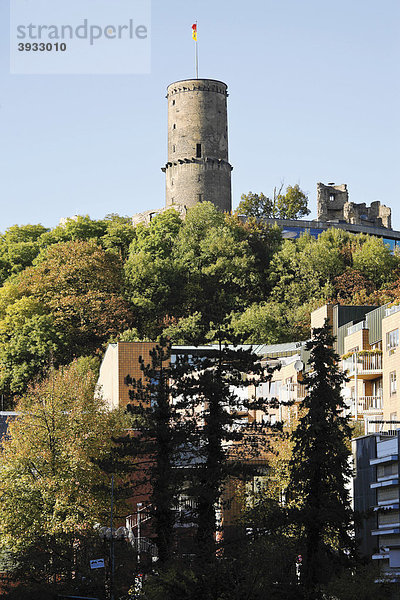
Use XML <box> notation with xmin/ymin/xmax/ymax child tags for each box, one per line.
<box><xmin>162</xmin><ymin>157</ymin><xmax>233</xmax><ymax>172</ymax></box>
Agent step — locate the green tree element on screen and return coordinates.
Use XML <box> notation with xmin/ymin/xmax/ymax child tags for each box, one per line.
<box><xmin>162</xmin><ymin>312</ymin><xmax>204</xmax><ymax>344</ymax></box>
<box><xmin>229</xmin><ymin>301</ymin><xmax>292</xmax><ymax>343</ymax></box>
<box><xmin>0</xmin><ymin>360</ymin><xmax>130</xmax><ymax>598</ymax></box>
<box><xmin>235</xmin><ymin>192</ymin><xmax>274</xmax><ymax>218</ymax></box>
<box><xmin>176</xmin><ymin>346</ymin><xmax>273</xmax><ymax>566</ymax></box>
<box><xmin>287</xmin><ymin>321</ymin><xmax>354</xmax><ymax>600</ymax></box>
<box><xmin>236</xmin><ymin>185</ymin><xmax>309</xmax><ymax>220</ymax></box>
<box><xmin>124</xmin><ymin>210</ymin><xmax>184</xmax><ymax>336</ymax></box>
<box><xmin>38</xmin><ymin>214</ymin><xmax>108</xmax><ymax>246</ymax></box>
<box><xmin>172</xmin><ymin>203</ymin><xmax>281</xmax><ymax>339</ymax></box>
<box><xmin>274</xmin><ymin>184</ymin><xmax>310</xmax><ymax>219</ymax></box>
<box><xmin>270</xmin><ymin>229</ymin><xmax>349</xmax><ymax>308</ymax></box>
<box><xmin>124</xmin><ymin>342</ymin><xmax>186</xmax><ymax>565</ymax></box>
<box><xmin>123</xmin><ymin>342</ymin><xmax>276</xmax><ymax>581</ymax></box>
<box><xmin>125</xmin><ymin>203</ymin><xmax>281</xmax><ymax>341</ymax></box>
<box><xmin>0</xmin><ymin>240</ymin><xmax>133</xmax><ymax>400</ymax></box>
<box><xmin>352</xmin><ymin>235</ymin><xmax>399</xmax><ymax>287</ymax></box>
<box><xmin>102</xmin><ymin>213</ymin><xmax>136</xmax><ymax>260</ymax></box>
<box><xmin>0</xmin><ymin>224</ymin><xmax>49</xmax><ymax>284</ymax></box>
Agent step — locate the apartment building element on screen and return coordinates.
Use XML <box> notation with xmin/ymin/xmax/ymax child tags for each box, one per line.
<box><xmin>353</xmin><ymin>431</ymin><xmax>400</xmax><ymax>579</ymax></box>
<box><xmin>306</xmin><ymin>303</ymin><xmax>400</xmax><ymax>578</ymax></box>
<box><xmin>310</xmin><ymin>303</ymin><xmax>400</xmax><ymax>434</ymax></box>
<box><xmin>96</xmin><ymin>341</ymin><xmax>310</xmax><ymax>416</ymax></box>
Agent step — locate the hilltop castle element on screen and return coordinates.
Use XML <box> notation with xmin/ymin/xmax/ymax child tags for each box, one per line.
<box><xmin>132</xmin><ymin>78</ymin><xmax>395</xmax><ymax>243</ymax></box>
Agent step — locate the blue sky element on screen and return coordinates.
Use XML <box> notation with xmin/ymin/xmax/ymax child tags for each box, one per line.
<box><xmin>0</xmin><ymin>0</ymin><xmax>399</xmax><ymax>231</ymax></box>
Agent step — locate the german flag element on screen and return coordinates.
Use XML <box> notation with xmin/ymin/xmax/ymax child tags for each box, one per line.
<box><xmin>192</xmin><ymin>23</ymin><xmax>197</xmax><ymax>41</ymax></box>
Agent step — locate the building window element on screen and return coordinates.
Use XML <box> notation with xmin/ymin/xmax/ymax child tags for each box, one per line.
<box><xmin>390</xmin><ymin>371</ymin><xmax>397</xmax><ymax>396</ymax></box>
<box><xmin>387</xmin><ymin>329</ymin><xmax>399</xmax><ymax>354</ymax></box>
<box><xmin>172</xmin><ymin>99</ymin><xmax>175</xmax><ymax>105</ymax></box>
<box><xmin>172</xmin><ymin>145</ymin><xmax>175</xmax><ymax>153</ymax></box>
<box><xmin>173</xmin><ymin>124</ymin><xmax>176</xmax><ymax>129</ymax></box>
<box><xmin>196</xmin><ymin>143</ymin><xmax>202</xmax><ymax>158</ymax></box>
<box><xmin>329</xmin><ymin>194</ymin><xmax>335</xmax><ymax>202</ymax></box>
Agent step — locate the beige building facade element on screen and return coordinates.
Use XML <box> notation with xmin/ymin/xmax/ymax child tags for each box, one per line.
<box><xmin>311</xmin><ymin>303</ymin><xmax>400</xmax><ymax>433</ymax></box>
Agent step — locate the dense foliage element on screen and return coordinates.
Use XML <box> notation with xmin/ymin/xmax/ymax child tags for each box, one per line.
<box><xmin>236</xmin><ymin>185</ymin><xmax>310</xmax><ymax>219</ymax></box>
<box><xmin>0</xmin><ymin>360</ymin><xmax>132</xmax><ymax>598</ymax></box>
<box><xmin>0</xmin><ymin>200</ymin><xmax>398</xmax><ymax>598</ymax></box>
<box><xmin>288</xmin><ymin>323</ymin><xmax>354</xmax><ymax>599</ymax></box>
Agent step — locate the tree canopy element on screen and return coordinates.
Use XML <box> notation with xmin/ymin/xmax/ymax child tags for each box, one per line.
<box><xmin>0</xmin><ymin>204</ymin><xmax>398</xmax><ymax>403</ymax></box>
<box><xmin>236</xmin><ymin>184</ymin><xmax>310</xmax><ymax>220</ymax></box>
<box><xmin>0</xmin><ymin>360</ymin><xmax>131</xmax><ymax>597</ymax></box>
<box><xmin>0</xmin><ymin>240</ymin><xmax>133</xmax><ymax>400</ymax></box>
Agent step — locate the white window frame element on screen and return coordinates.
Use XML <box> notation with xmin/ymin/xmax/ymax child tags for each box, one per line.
<box><xmin>387</xmin><ymin>329</ymin><xmax>399</xmax><ymax>354</ymax></box>
<box><xmin>390</xmin><ymin>371</ymin><xmax>397</xmax><ymax>396</ymax></box>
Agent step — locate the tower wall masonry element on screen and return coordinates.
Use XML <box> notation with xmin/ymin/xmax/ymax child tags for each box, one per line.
<box><xmin>162</xmin><ymin>78</ymin><xmax>232</xmax><ymax>212</ymax></box>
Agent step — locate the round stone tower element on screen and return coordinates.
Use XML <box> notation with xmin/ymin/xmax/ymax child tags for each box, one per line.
<box><xmin>162</xmin><ymin>79</ymin><xmax>233</xmax><ymax>213</ymax></box>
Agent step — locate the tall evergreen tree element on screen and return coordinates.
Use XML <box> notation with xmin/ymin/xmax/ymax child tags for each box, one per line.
<box><xmin>171</xmin><ymin>343</ymin><xmax>275</xmax><ymax>568</ymax></box>
<box><xmin>125</xmin><ymin>341</ymin><xmax>276</xmax><ymax>578</ymax></box>
<box><xmin>288</xmin><ymin>321</ymin><xmax>354</xmax><ymax>600</ymax></box>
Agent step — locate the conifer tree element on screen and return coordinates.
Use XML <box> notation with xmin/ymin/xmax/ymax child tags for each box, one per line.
<box><xmin>125</xmin><ymin>341</ymin><xmax>276</xmax><ymax>576</ymax></box>
<box><xmin>125</xmin><ymin>341</ymin><xmax>180</xmax><ymax>565</ymax></box>
<box><xmin>170</xmin><ymin>343</ymin><xmax>275</xmax><ymax>568</ymax></box>
<box><xmin>288</xmin><ymin>321</ymin><xmax>354</xmax><ymax>600</ymax></box>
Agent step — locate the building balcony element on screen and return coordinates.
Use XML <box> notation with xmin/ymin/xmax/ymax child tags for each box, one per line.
<box><xmin>385</xmin><ymin>305</ymin><xmax>400</xmax><ymax>318</ymax></box>
<box><xmin>371</xmin><ymin>526</ymin><xmax>400</xmax><ymax>536</ymax></box>
<box><xmin>342</xmin><ymin>353</ymin><xmax>382</xmax><ymax>379</ymax></box>
<box><xmin>371</xmin><ymin>478</ymin><xmax>399</xmax><ymax>489</ymax></box>
<box><xmin>349</xmin><ymin>395</ymin><xmax>383</xmax><ymax>417</ymax></box>
<box><xmin>371</xmin><ymin>455</ymin><xmax>399</xmax><ymax>466</ymax></box>
<box><xmin>372</xmin><ymin>552</ymin><xmax>389</xmax><ymax>560</ymax></box>
<box><xmin>279</xmin><ymin>383</ymin><xmax>307</xmax><ymax>403</ymax></box>
<box><xmin>373</xmin><ymin>503</ymin><xmax>400</xmax><ymax>511</ymax></box>
<box><xmin>347</xmin><ymin>320</ymin><xmax>367</xmax><ymax>336</ymax></box>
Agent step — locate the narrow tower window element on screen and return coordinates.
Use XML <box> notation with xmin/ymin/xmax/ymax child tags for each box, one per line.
<box><xmin>172</xmin><ymin>99</ymin><xmax>175</xmax><ymax>105</ymax></box>
<box><xmin>172</xmin><ymin>145</ymin><xmax>176</xmax><ymax>153</ymax></box>
<box><xmin>173</xmin><ymin>124</ymin><xmax>176</xmax><ymax>129</ymax></box>
<box><xmin>196</xmin><ymin>143</ymin><xmax>202</xmax><ymax>158</ymax></box>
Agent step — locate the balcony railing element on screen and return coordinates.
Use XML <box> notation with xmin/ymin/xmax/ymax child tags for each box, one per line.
<box><xmin>347</xmin><ymin>321</ymin><xmax>367</xmax><ymax>336</ymax></box>
<box><xmin>279</xmin><ymin>383</ymin><xmax>307</xmax><ymax>403</ymax></box>
<box><xmin>342</xmin><ymin>353</ymin><xmax>382</xmax><ymax>376</ymax></box>
<box><xmin>348</xmin><ymin>396</ymin><xmax>383</xmax><ymax>417</ymax></box>
<box><xmin>385</xmin><ymin>304</ymin><xmax>400</xmax><ymax>318</ymax></box>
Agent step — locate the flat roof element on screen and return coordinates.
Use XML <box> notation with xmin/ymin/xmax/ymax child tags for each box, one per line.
<box><xmin>259</xmin><ymin>218</ymin><xmax>400</xmax><ymax>240</ymax></box>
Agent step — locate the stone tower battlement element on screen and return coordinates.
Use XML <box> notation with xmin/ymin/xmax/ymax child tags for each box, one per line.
<box><xmin>317</xmin><ymin>182</ymin><xmax>391</xmax><ymax>229</ymax></box>
<box><xmin>162</xmin><ymin>78</ymin><xmax>232</xmax><ymax>213</ymax></box>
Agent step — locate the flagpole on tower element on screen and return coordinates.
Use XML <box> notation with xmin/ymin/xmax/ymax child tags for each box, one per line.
<box><xmin>192</xmin><ymin>22</ymin><xmax>198</xmax><ymax>79</ymax></box>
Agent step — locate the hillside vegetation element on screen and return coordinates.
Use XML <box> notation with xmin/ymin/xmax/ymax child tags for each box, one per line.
<box><xmin>1</xmin><ymin>203</ymin><xmax>399</xmax><ymax>403</ymax></box>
